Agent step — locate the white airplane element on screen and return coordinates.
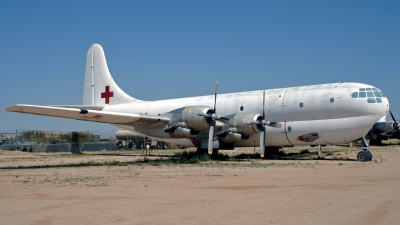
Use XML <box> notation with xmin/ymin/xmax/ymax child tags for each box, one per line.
<box><xmin>6</xmin><ymin>44</ymin><xmax>393</xmax><ymax>161</ymax></box>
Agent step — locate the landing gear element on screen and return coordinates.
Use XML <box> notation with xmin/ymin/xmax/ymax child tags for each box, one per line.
<box><xmin>357</xmin><ymin>150</ymin><xmax>372</xmax><ymax>162</ymax></box>
<box><xmin>357</xmin><ymin>137</ymin><xmax>373</xmax><ymax>162</ymax></box>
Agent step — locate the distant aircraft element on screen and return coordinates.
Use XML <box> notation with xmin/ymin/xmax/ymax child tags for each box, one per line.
<box><xmin>6</xmin><ymin>44</ymin><xmax>398</xmax><ymax>161</ymax></box>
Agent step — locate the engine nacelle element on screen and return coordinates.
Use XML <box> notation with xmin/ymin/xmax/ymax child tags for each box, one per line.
<box><xmin>220</xmin><ymin>132</ymin><xmax>249</xmax><ymax>143</ymax></box>
<box><xmin>181</xmin><ymin>106</ymin><xmax>214</xmax><ymax>131</ymax></box>
<box><xmin>230</xmin><ymin>112</ymin><xmax>262</xmax><ymax>135</ymax></box>
<box><xmin>169</xmin><ymin>127</ymin><xmax>200</xmax><ymax>139</ymax></box>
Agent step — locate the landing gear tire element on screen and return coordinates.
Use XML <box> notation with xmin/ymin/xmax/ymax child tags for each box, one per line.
<box><xmin>357</xmin><ymin>151</ymin><xmax>372</xmax><ymax>162</ymax></box>
<box><xmin>365</xmin><ymin>151</ymin><xmax>372</xmax><ymax>161</ymax></box>
<box><xmin>163</xmin><ymin>143</ymin><xmax>169</xmax><ymax>149</ymax></box>
<box><xmin>117</xmin><ymin>141</ymin><xmax>123</xmax><ymax>149</ymax></box>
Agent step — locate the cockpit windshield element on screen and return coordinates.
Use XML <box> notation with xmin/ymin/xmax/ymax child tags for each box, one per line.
<box><xmin>351</xmin><ymin>88</ymin><xmax>386</xmax><ymax>103</ymax></box>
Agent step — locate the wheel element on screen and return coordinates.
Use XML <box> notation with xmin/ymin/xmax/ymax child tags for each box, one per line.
<box><xmin>365</xmin><ymin>151</ymin><xmax>373</xmax><ymax>161</ymax></box>
<box><xmin>117</xmin><ymin>141</ymin><xmax>123</xmax><ymax>149</ymax></box>
<box><xmin>162</xmin><ymin>143</ymin><xmax>169</xmax><ymax>149</ymax></box>
<box><xmin>357</xmin><ymin>151</ymin><xmax>370</xmax><ymax>162</ymax></box>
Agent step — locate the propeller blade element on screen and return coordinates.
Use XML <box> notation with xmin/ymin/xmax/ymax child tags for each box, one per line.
<box><xmin>262</xmin><ymin>89</ymin><xmax>265</xmax><ymax>119</ymax></box>
<box><xmin>208</xmin><ymin>121</ymin><xmax>215</xmax><ymax>154</ymax></box>
<box><xmin>390</xmin><ymin>110</ymin><xmax>398</xmax><ymax>124</ymax></box>
<box><xmin>214</xmin><ymin>81</ymin><xmax>219</xmax><ymax>113</ymax></box>
<box><xmin>260</xmin><ymin>127</ymin><xmax>265</xmax><ymax>158</ymax></box>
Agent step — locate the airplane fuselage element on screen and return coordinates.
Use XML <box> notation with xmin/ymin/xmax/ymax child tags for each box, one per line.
<box><xmin>108</xmin><ymin>82</ymin><xmax>389</xmax><ymax>148</ymax></box>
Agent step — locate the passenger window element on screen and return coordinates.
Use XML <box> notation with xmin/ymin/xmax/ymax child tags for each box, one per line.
<box><xmin>374</xmin><ymin>92</ymin><xmax>382</xmax><ymax>97</ymax></box>
<box><xmin>288</xmin><ymin>126</ymin><xmax>292</xmax><ymax>131</ymax></box>
<box><xmin>359</xmin><ymin>92</ymin><xmax>366</xmax><ymax>98</ymax></box>
<box><xmin>240</xmin><ymin>106</ymin><xmax>244</xmax><ymax>111</ymax></box>
<box><xmin>351</xmin><ymin>92</ymin><xmax>358</xmax><ymax>98</ymax></box>
<box><xmin>367</xmin><ymin>92</ymin><xmax>374</xmax><ymax>97</ymax></box>
<box><xmin>376</xmin><ymin>98</ymin><xmax>382</xmax><ymax>103</ymax></box>
<box><xmin>299</xmin><ymin>103</ymin><xmax>303</xmax><ymax>108</ymax></box>
<box><xmin>359</xmin><ymin>88</ymin><xmax>365</xmax><ymax>91</ymax></box>
<box><xmin>367</xmin><ymin>98</ymin><xmax>376</xmax><ymax>103</ymax></box>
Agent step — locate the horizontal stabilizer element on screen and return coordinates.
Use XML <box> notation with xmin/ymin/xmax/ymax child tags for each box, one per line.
<box><xmin>6</xmin><ymin>104</ymin><xmax>170</xmax><ymax>126</ymax></box>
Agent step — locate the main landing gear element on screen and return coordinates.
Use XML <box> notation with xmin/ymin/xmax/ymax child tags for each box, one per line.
<box><xmin>357</xmin><ymin>137</ymin><xmax>373</xmax><ymax>162</ymax></box>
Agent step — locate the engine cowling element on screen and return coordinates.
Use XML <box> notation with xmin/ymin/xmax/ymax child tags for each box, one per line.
<box><xmin>181</xmin><ymin>106</ymin><xmax>214</xmax><ymax>131</ymax></box>
<box><xmin>229</xmin><ymin>112</ymin><xmax>262</xmax><ymax>135</ymax></box>
<box><xmin>169</xmin><ymin>127</ymin><xmax>200</xmax><ymax>138</ymax></box>
<box><xmin>220</xmin><ymin>132</ymin><xmax>249</xmax><ymax>143</ymax></box>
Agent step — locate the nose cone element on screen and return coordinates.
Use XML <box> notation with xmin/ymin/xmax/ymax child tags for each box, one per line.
<box><xmin>350</xmin><ymin>83</ymin><xmax>389</xmax><ymax>117</ymax></box>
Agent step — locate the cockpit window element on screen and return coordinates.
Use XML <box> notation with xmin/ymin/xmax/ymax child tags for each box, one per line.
<box><xmin>374</xmin><ymin>91</ymin><xmax>382</xmax><ymax>97</ymax></box>
<box><xmin>352</xmin><ymin>87</ymin><xmax>386</xmax><ymax>103</ymax></box>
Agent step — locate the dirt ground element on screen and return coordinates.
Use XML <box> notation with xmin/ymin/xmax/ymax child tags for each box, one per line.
<box><xmin>1</xmin><ymin>145</ymin><xmax>400</xmax><ymax>225</ymax></box>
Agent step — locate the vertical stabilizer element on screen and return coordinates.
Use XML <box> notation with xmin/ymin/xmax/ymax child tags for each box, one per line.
<box><xmin>83</xmin><ymin>44</ymin><xmax>139</xmax><ymax>106</ymax></box>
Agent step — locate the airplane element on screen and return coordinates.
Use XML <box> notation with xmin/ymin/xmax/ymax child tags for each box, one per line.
<box><xmin>6</xmin><ymin>44</ymin><xmax>397</xmax><ymax>161</ymax></box>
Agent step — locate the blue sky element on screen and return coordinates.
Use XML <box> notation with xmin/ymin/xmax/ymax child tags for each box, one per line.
<box><xmin>1</xmin><ymin>1</ymin><xmax>399</xmax><ymax>134</ymax></box>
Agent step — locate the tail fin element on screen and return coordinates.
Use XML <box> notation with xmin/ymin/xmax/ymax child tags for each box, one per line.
<box><xmin>83</xmin><ymin>44</ymin><xmax>140</xmax><ymax>106</ymax></box>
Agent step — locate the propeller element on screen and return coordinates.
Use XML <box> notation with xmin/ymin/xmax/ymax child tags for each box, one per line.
<box><xmin>259</xmin><ymin>90</ymin><xmax>266</xmax><ymax>157</ymax></box>
<box><xmin>207</xmin><ymin>81</ymin><xmax>219</xmax><ymax>154</ymax></box>
<box><xmin>248</xmin><ymin>90</ymin><xmax>282</xmax><ymax>157</ymax></box>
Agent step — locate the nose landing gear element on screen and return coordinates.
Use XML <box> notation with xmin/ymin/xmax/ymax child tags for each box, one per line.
<box><xmin>357</xmin><ymin>137</ymin><xmax>373</xmax><ymax>162</ymax></box>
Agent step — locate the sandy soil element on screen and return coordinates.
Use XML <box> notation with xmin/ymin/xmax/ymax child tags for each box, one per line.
<box><xmin>0</xmin><ymin>145</ymin><xmax>400</xmax><ymax>225</ymax></box>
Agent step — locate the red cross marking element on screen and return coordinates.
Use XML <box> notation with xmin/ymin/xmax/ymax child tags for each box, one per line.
<box><xmin>101</xmin><ymin>86</ymin><xmax>114</xmax><ymax>104</ymax></box>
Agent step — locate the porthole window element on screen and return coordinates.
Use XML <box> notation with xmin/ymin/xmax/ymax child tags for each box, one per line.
<box><xmin>330</xmin><ymin>98</ymin><xmax>334</xmax><ymax>103</ymax></box>
<box><xmin>299</xmin><ymin>103</ymin><xmax>303</xmax><ymax>108</ymax></box>
<box><xmin>240</xmin><ymin>106</ymin><xmax>244</xmax><ymax>111</ymax></box>
<box><xmin>288</xmin><ymin>126</ymin><xmax>292</xmax><ymax>131</ymax></box>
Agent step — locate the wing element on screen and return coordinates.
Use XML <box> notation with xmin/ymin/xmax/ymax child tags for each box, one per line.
<box><xmin>6</xmin><ymin>104</ymin><xmax>170</xmax><ymax>126</ymax></box>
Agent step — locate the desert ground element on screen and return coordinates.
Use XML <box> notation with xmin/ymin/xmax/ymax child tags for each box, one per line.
<box><xmin>1</xmin><ymin>144</ymin><xmax>400</xmax><ymax>225</ymax></box>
